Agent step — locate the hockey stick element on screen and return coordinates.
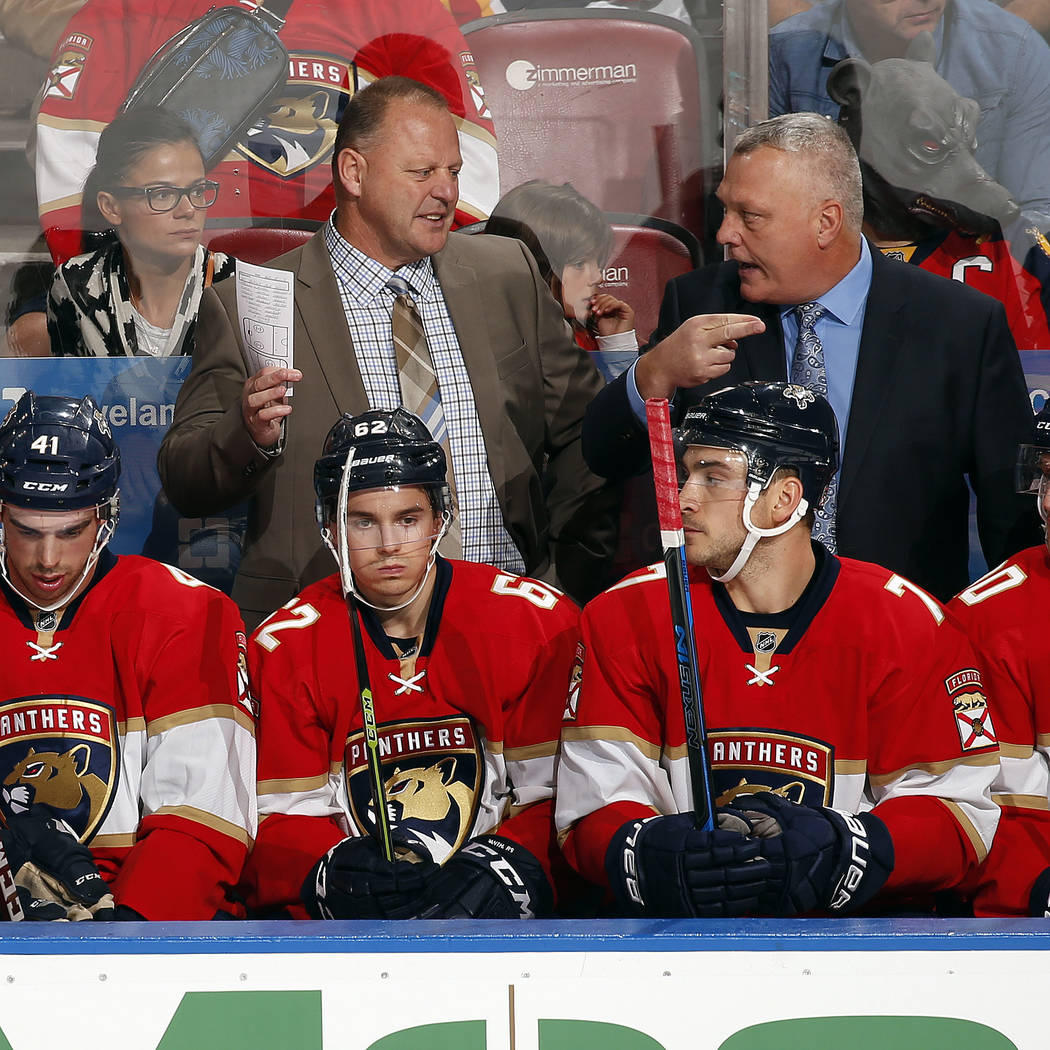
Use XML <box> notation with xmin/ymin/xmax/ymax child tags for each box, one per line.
<box><xmin>337</xmin><ymin>452</ymin><xmax>395</xmax><ymax>863</ymax></box>
<box><xmin>646</xmin><ymin>397</ymin><xmax>716</xmax><ymax>832</ymax></box>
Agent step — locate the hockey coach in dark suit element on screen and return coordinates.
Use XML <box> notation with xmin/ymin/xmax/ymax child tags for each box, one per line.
<box><xmin>582</xmin><ymin>112</ymin><xmax>1038</xmax><ymax>601</ymax></box>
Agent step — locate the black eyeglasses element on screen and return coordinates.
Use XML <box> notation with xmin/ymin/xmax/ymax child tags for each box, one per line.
<box><xmin>109</xmin><ymin>179</ymin><xmax>220</xmax><ymax>213</ymax></box>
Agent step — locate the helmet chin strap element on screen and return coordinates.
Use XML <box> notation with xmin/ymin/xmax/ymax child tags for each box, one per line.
<box><xmin>708</xmin><ymin>481</ymin><xmax>810</xmax><ymax>584</ymax></box>
<box><xmin>321</xmin><ymin>447</ymin><xmax>452</xmax><ymax>613</ymax></box>
<box><xmin>0</xmin><ymin>510</ymin><xmax>117</xmax><ymax>614</ymax></box>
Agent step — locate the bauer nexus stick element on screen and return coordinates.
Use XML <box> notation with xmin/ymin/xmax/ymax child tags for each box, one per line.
<box><xmin>646</xmin><ymin>397</ymin><xmax>717</xmax><ymax>832</ymax></box>
<box><xmin>337</xmin><ymin>450</ymin><xmax>395</xmax><ymax>863</ymax></box>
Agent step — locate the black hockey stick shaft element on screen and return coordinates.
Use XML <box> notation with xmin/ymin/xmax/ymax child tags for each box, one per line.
<box><xmin>346</xmin><ymin>594</ymin><xmax>395</xmax><ymax>862</ymax></box>
<box><xmin>646</xmin><ymin>397</ymin><xmax>716</xmax><ymax>832</ymax></box>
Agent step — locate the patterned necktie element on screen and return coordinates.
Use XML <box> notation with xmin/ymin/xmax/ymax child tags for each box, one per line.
<box><xmin>387</xmin><ymin>276</ymin><xmax>462</xmax><ymax>558</ymax></box>
<box><xmin>789</xmin><ymin>301</ymin><xmax>837</xmax><ymax>551</ymax></box>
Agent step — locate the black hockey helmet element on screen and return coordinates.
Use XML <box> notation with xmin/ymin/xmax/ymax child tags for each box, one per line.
<box><xmin>0</xmin><ymin>392</ymin><xmax>121</xmax><ymax>511</ymax></box>
<box><xmin>314</xmin><ymin>407</ymin><xmax>453</xmax><ymax>527</ymax></box>
<box><xmin>1016</xmin><ymin>400</ymin><xmax>1050</xmax><ymax>498</ymax></box>
<box><xmin>676</xmin><ymin>382</ymin><xmax>839</xmax><ymax>507</ymax></box>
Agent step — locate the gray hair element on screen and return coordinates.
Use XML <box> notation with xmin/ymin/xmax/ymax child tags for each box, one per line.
<box><xmin>734</xmin><ymin>113</ymin><xmax>864</xmax><ymax>232</ymax></box>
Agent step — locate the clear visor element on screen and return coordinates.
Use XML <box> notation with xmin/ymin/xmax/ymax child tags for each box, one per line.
<box><xmin>678</xmin><ymin>448</ymin><xmax>751</xmax><ymax>501</ymax></box>
<box><xmin>340</xmin><ymin>517</ymin><xmax>442</xmax><ymax>551</ymax></box>
<box><xmin>1015</xmin><ymin>444</ymin><xmax>1050</xmax><ymax>496</ymax></box>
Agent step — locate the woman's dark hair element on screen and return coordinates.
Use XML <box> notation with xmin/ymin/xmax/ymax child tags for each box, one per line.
<box><xmin>81</xmin><ymin>107</ymin><xmax>203</xmax><ymax>233</ymax></box>
<box><xmin>483</xmin><ymin>179</ymin><xmax>613</xmax><ymax>288</ymax></box>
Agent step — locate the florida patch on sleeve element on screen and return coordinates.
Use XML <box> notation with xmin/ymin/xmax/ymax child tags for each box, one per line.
<box><xmin>945</xmin><ymin>669</ymin><xmax>996</xmax><ymax>751</ymax></box>
<box><xmin>563</xmin><ymin>642</ymin><xmax>585</xmax><ymax>722</ymax></box>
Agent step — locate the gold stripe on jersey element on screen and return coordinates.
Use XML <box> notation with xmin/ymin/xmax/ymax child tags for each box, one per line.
<box><xmin>451</xmin><ymin>110</ymin><xmax>498</xmax><ymax>151</ymax></box>
<box><xmin>150</xmin><ymin>805</ymin><xmax>253</xmax><ymax>847</ymax></box>
<box><xmin>834</xmin><ymin>758</ymin><xmax>868</xmax><ymax>776</ymax></box>
<box><xmin>504</xmin><ymin>740</ymin><xmax>558</xmax><ymax>762</ymax></box>
<box><xmin>117</xmin><ymin>717</ymin><xmax>147</xmax><ymax>735</ymax></box>
<box><xmin>999</xmin><ymin>742</ymin><xmax>1035</xmax><ymax>759</ymax></box>
<box><xmin>147</xmin><ymin>704</ymin><xmax>255</xmax><ymax>737</ymax></box>
<box><xmin>868</xmin><ymin>750</ymin><xmax>999</xmax><ymax>787</ymax></box>
<box><xmin>1036</xmin><ymin>733</ymin><xmax>1050</xmax><ymax>748</ymax></box>
<box><xmin>943</xmin><ymin>798</ymin><xmax>990</xmax><ymax>862</ymax></box>
<box><xmin>257</xmin><ymin>772</ymin><xmax>329</xmax><ymax>795</ymax></box>
<box><xmin>993</xmin><ymin>792</ymin><xmax>1050</xmax><ymax>810</ymax></box>
<box><xmin>37</xmin><ymin>113</ymin><xmax>107</xmax><ymax>133</ymax></box>
<box><xmin>561</xmin><ymin>724</ymin><xmax>662</xmax><ymax>761</ymax></box>
<box><xmin>91</xmin><ymin>833</ymin><xmax>136</xmax><ymax>849</ymax></box>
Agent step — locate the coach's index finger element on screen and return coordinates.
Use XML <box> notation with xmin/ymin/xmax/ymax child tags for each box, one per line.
<box><xmin>697</xmin><ymin>313</ymin><xmax>766</xmax><ymax>344</ymax></box>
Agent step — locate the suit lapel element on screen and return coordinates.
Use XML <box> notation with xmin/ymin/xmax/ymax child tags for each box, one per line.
<box><xmin>432</xmin><ymin>238</ymin><xmax>504</xmax><ymax>458</ymax></box>
<box><xmin>295</xmin><ymin>232</ymin><xmax>369</xmax><ymax>411</ymax></box>
<box><xmin>738</xmin><ymin>298</ymin><xmax>786</xmax><ymax>381</ymax></box>
<box><xmin>837</xmin><ymin>249</ymin><xmax>907</xmax><ymax>511</ymax></box>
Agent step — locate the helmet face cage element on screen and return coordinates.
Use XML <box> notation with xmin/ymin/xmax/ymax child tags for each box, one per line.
<box><xmin>313</xmin><ymin>409</ymin><xmax>454</xmax><ymax>607</ymax></box>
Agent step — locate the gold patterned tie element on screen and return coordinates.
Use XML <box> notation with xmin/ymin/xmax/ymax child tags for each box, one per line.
<box><xmin>387</xmin><ymin>276</ymin><xmax>463</xmax><ymax>558</ymax></box>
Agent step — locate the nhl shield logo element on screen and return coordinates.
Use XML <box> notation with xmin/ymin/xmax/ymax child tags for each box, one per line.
<box><xmin>0</xmin><ymin>696</ymin><xmax>118</xmax><ymax>842</ymax></box>
<box><xmin>755</xmin><ymin>630</ymin><xmax>778</xmax><ymax>654</ymax></box>
<box><xmin>345</xmin><ymin>715</ymin><xmax>481</xmax><ymax>863</ymax></box>
<box><xmin>783</xmin><ymin>385</ymin><xmax>816</xmax><ymax>409</ymax></box>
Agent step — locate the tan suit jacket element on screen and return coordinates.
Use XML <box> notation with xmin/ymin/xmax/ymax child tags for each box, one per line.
<box><xmin>158</xmin><ymin>229</ymin><xmax>614</xmax><ymax>625</ymax></box>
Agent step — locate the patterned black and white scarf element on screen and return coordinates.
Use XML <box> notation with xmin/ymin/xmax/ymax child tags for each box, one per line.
<box><xmin>47</xmin><ymin>233</ymin><xmax>234</xmax><ymax>357</ymax></box>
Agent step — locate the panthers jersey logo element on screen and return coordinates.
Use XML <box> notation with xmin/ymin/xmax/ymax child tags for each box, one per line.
<box><xmin>0</xmin><ymin>696</ymin><xmax>118</xmax><ymax>842</ymax></box>
<box><xmin>708</xmin><ymin>727</ymin><xmax>833</xmax><ymax>807</ymax></box>
<box><xmin>344</xmin><ymin>714</ymin><xmax>481</xmax><ymax>864</ymax></box>
<box><xmin>237</xmin><ymin>53</ymin><xmax>353</xmax><ymax>177</ymax></box>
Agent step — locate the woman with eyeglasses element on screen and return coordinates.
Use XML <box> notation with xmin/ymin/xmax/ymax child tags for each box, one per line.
<box><xmin>47</xmin><ymin>107</ymin><xmax>234</xmax><ymax>357</ymax></box>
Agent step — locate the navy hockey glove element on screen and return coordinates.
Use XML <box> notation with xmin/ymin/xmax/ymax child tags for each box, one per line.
<box><xmin>1028</xmin><ymin>867</ymin><xmax>1050</xmax><ymax>917</ymax></box>
<box><xmin>728</xmin><ymin>792</ymin><xmax>894</xmax><ymax>915</ymax></box>
<box><xmin>605</xmin><ymin>811</ymin><xmax>775</xmax><ymax>918</ymax></box>
<box><xmin>415</xmin><ymin>836</ymin><xmax>554</xmax><ymax>919</ymax></box>
<box><xmin>1</xmin><ymin>814</ymin><xmax>114</xmax><ymax>920</ymax></box>
<box><xmin>301</xmin><ymin>835</ymin><xmax>439</xmax><ymax>920</ymax></box>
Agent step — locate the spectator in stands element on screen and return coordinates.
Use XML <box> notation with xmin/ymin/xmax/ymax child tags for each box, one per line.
<box><xmin>768</xmin><ymin>0</ymin><xmax>1050</xmax><ymax>224</ymax></box>
<box><xmin>35</xmin><ymin>0</ymin><xmax>498</xmax><ymax>266</ymax></box>
<box><xmin>158</xmin><ymin>76</ymin><xmax>614</xmax><ymax>629</ymax></box>
<box><xmin>580</xmin><ymin>112</ymin><xmax>1039</xmax><ymax>602</ymax></box>
<box><xmin>767</xmin><ymin>0</ymin><xmax>1050</xmax><ymax>38</ymax></box>
<box><xmin>484</xmin><ymin>179</ymin><xmax>637</xmax><ymax>382</ymax></box>
<box><xmin>46</xmin><ymin>108</ymin><xmax>233</xmax><ymax>358</ymax></box>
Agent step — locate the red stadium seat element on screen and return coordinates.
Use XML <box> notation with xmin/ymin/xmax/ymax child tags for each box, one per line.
<box><xmin>462</xmin><ymin>10</ymin><xmax>717</xmax><ymax>244</ymax></box>
<box><xmin>206</xmin><ymin>221</ymin><xmax>320</xmax><ymax>264</ymax></box>
<box><xmin>603</xmin><ymin>214</ymin><xmax>700</xmax><ymax>344</ymax></box>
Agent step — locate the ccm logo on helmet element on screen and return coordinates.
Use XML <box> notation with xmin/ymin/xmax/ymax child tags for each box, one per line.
<box><xmin>20</xmin><ymin>482</ymin><xmax>69</xmax><ymax>492</ymax></box>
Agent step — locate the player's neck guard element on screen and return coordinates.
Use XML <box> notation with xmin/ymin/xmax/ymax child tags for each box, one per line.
<box><xmin>321</xmin><ymin>446</ymin><xmax>451</xmax><ymax>613</ymax></box>
<box><xmin>708</xmin><ymin>482</ymin><xmax>809</xmax><ymax>584</ymax></box>
<box><xmin>0</xmin><ymin>494</ymin><xmax>119</xmax><ymax>613</ymax></box>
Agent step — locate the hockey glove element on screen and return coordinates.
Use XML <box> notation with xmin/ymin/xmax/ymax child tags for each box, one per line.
<box><xmin>1028</xmin><ymin>867</ymin><xmax>1050</xmax><ymax>917</ymax></box>
<box><xmin>301</xmin><ymin>835</ymin><xmax>439</xmax><ymax>920</ymax></box>
<box><xmin>605</xmin><ymin>811</ymin><xmax>776</xmax><ymax>918</ymax></box>
<box><xmin>415</xmin><ymin>836</ymin><xmax>554</xmax><ymax>919</ymax></box>
<box><xmin>1</xmin><ymin>814</ymin><xmax>114</xmax><ymax>920</ymax></box>
<box><xmin>727</xmin><ymin>792</ymin><xmax>894</xmax><ymax>915</ymax></box>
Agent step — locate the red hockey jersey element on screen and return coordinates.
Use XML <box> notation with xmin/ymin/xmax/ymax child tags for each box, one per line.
<box><xmin>242</xmin><ymin>558</ymin><xmax>578</xmax><ymax>917</ymax></box>
<box><xmin>877</xmin><ymin>226</ymin><xmax>1050</xmax><ymax>352</ymax></box>
<box><xmin>36</xmin><ymin>0</ymin><xmax>498</xmax><ymax>264</ymax></box>
<box><xmin>947</xmin><ymin>546</ymin><xmax>1050</xmax><ymax>915</ymax></box>
<box><xmin>0</xmin><ymin>553</ymin><xmax>257</xmax><ymax>919</ymax></box>
<box><xmin>557</xmin><ymin>550</ymin><xmax>1000</xmax><ymax>906</ymax></box>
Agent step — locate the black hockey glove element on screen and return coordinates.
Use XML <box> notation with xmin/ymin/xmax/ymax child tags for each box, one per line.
<box><xmin>605</xmin><ymin>811</ymin><xmax>775</xmax><ymax>918</ymax></box>
<box><xmin>301</xmin><ymin>835</ymin><xmax>439</xmax><ymax>920</ymax></box>
<box><xmin>415</xmin><ymin>836</ymin><xmax>554</xmax><ymax>919</ymax></box>
<box><xmin>727</xmin><ymin>792</ymin><xmax>894</xmax><ymax>915</ymax></box>
<box><xmin>1</xmin><ymin>814</ymin><xmax>114</xmax><ymax>921</ymax></box>
<box><xmin>1028</xmin><ymin>867</ymin><xmax>1050</xmax><ymax>917</ymax></box>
